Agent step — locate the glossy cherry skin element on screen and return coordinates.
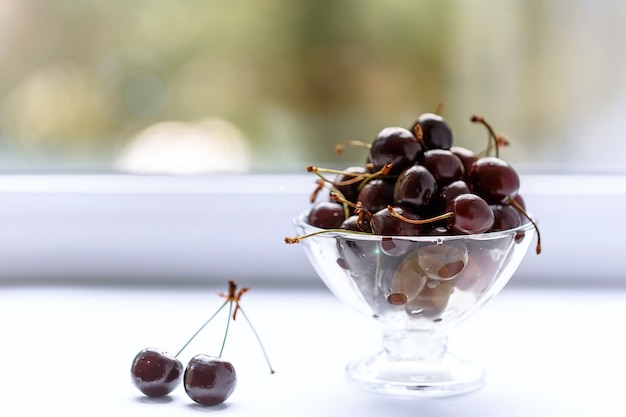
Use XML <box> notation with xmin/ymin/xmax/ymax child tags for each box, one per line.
<box><xmin>340</xmin><ymin>214</ymin><xmax>372</xmax><ymax>233</ymax></box>
<box><xmin>370</xmin><ymin>206</ymin><xmax>422</xmax><ymax>237</ymax></box>
<box><xmin>393</xmin><ymin>165</ymin><xmax>437</xmax><ymax>211</ymax></box>
<box><xmin>184</xmin><ymin>355</ymin><xmax>237</xmax><ymax>406</ymax></box>
<box><xmin>490</xmin><ymin>204</ymin><xmax>521</xmax><ymax>232</ymax></box>
<box><xmin>445</xmin><ymin>193</ymin><xmax>495</xmax><ymax>234</ymax></box>
<box><xmin>131</xmin><ymin>347</ymin><xmax>183</xmax><ymax>397</ymax></box>
<box><xmin>440</xmin><ymin>180</ymin><xmax>470</xmax><ymax>207</ymax></box>
<box><xmin>333</xmin><ymin>166</ymin><xmax>368</xmax><ymax>204</ymax></box>
<box><xmin>423</xmin><ymin>149</ymin><xmax>465</xmax><ymax>186</ymax></box>
<box><xmin>371</xmin><ymin>206</ymin><xmax>423</xmax><ymax>256</ymax></box>
<box><xmin>468</xmin><ymin>156</ymin><xmax>520</xmax><ymax>203</ymax></box>
<box><xmin>307</xmin><ymin>201</ymin><xmax>345</xmax><ymax>229</ymax></box>
<box><xmin>450</xmin><ymin>146</ymin><xmax>478</xmax><ymax>179</ymax></box>
<box><xmin>356</xmin><ymin>178</ymin><xmax>395</xmax><ymax>213</ymax></box>
<box><xmin>369</xmin><ymin>127</ymin><xmax>424</xmax><ymax>174</ymax></box>
<box><xmin>411</xmin><ymin>113</ymin><xmax>453</xmax><ymax>150</ymax></box>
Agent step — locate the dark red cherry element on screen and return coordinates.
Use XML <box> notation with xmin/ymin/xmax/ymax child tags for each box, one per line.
<box><xmin>411</xmin><ymin>113</ymin><xmax>453</xmax><ymax>150</ymax></box>
<box><xmin>508</xmin><ymin>193</ymin><xmax>529</xmax><ymax>223</ymax></box>
<box><xmin>393</xmin><ymin>165</ymin><xmax>438</xmax><ymax>211</ymax></box>
<box><xmin>356</xmin><ymin>178</ymin><xmax>395</xmax><ymax>213</ymax></box>
<box><xmin>423</xmin><ymin>149</ymin><xmax>465</xmax><ymax>186</ymax></box>
<box><xmin>131</xmin><ymin>348</ymin><xmax>183</xmax><ymax>397</ymax></box>
<box><xmin>511</xmin><ymin>193</ymin><xmax>526</xmax><ymax>210</ymax></box>
<box><xmin>445</xmin><ymin>194</ymin><xmax>495</xmax><ymax>234</ymax></box>
<box><xmin>490</xmin><ymin>204</ymin><xmax>522</xmax><ymax>232</ymax></box>
<box><xmin>371</xmin><ymin>206</ymin><xmax>422</xmax><ymax>236</ymax></box>
<box><xmin>371</xmin><ymin>206</ymin><xmax>423</xmax><ymax>256</ymax></box>
<box><xmin>468</xmin><ymin>156</ymin><xmax>520</xmax><ymax>203</ymax></box>
<box><xmin>333</xmin><ymin>166</ymin><xmax>368</xmax><ymax>204</ymax></box>
<box><xmin>450</xmin><ymin>146</ymin><xmax>478</xmax><ymax>179</ymax></box>
<box><xmin>369</xmin><ymin>127</ymin><xmax>424</xmax><ymax>174</ymax></box>
<box><xmin>439</xmin><ymin>180</ymin><xmax>471</xmax><ymax>207</ymax></box>
<box><xmin>429</xmin><ymin>179</ymin><xmax>470</xmax><ymax>214</ymax></box>
<box><xmin>340</xmin><ymin>214</ymin><xmax>372</xmax><ymax>233</ymax></box>
<box><xmin>307</xmin><ymin>201</ymin><xmax>345</xmax><ymax>229</ymax></box>
<box><xmin>184</xmin><ymin>355</ymin><xmax>237</xmax><ymax>406</ymax></box>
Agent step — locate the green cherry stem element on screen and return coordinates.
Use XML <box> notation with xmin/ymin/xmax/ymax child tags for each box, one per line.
<box><xmin>284</xmin><ymin>227</ymin><xmax>373</xmax><ymax>244</ymax></box>
<box><xmin>175</xmin><ymin>300</ymin><xmax>229</xmax><ymax>358</ymax></box>
<box><xmin>218</xmin><ymin>302</ymin><xmax>234</xmax><ymax>358</ymax></box>
<box><xmin>238</xmin><ymin>306</ymin><xmax>276</xmax><ymax>374</ymax></box>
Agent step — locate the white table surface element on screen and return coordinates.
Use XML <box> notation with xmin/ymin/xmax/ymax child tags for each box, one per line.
<box><xmin>0</xmin><ymin>284</ymin><xmax>623</xmax><ymax>417</ymax></box>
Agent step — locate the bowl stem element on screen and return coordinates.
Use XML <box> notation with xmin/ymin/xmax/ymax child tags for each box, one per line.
<box><xmin>346</xmin><ymin>329</ymin><xmax>484</xmax><ymax>396</ymax></box>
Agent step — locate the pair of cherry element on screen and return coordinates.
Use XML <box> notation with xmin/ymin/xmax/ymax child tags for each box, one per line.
<box><xmin>130</xmin><ymin>281</ymin><xmax>274</xmax><ymax>406</ymax></box>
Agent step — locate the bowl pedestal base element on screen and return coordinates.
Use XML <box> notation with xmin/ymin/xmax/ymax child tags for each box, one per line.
<box><xmin>345</xmin><ymin>331</ymin><xmax>484</xmax><ymax>397</ymax></box>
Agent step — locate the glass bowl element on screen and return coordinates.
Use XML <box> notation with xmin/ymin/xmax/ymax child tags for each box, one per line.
<box><xmin>291</xmin><ymin>210</ymin><xmax>536</xmax><ymax>397</ymax></box>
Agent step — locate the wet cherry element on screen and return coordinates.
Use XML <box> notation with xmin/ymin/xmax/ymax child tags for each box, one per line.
<box><xmin>423</xmin><ymin>149</ymin><xmax>465</xmax><ymax>186</ymax></box>
<box><xmin>356</xmin><ymin>178</ymin><xmax>395</xmax><ymax>213</ymax></box>
<box><xmin>450</xmin><ymin>146</ymin><xmax>478</xmax><ymax>178</ymax></box>
<box><xmin>184</xmin><ymin>355</ymin><xmax>237</xmax><ymax>406</ymax></box>
<box><xmin>370</xmin><ymin>206</ymin><xmax>423</xmax><ymax>237</ymax></box>
<box><xmin>387</xmin><ymin>193</ymin><xmax>494</xmax><ymax>235</ymax></box>
<box><xmin>131</xmin><ymin>348</ymin><xmax>183</xmax><ymax>397</ymax></box>
<box><xmin>393</xmin><ymin>165</ymin><xmax>438</xmax><ymax>211</ymax></box>
<box><xmin>307</xmin><ymin>201</ymin><xmax>345</xmax><ymax>229</ymax></box>
<box><xmin>369</xmin><ymin>126</ymin><xmax>424</xmax><ymax>174</ymax></box>
<box><xmin>333</xmin><ymin>166</ymin><xmax>368</xmax><ymax>204</ymax></box>
<box><xmin>439</xmin><ymin>180</ymin><xmax>471</xmax><ymax>208</ymax></box>
<box><xmin>468</xmin><ymin>156</ymin><xmax>520</xmax><ymax>203</ymax></box>
<box><xmin>445</xmin><ymin>193</ymin><xmax>495</xmax><ymax>234</ymax></box>
<box><xmin>490</xmin><ymin>204</ymin><xmax>521</xmax><ymax>232</ymax></box>
<box><xmin>411</xmin><ymin>112</ymin><xmax>453</xmax><ymax>150</ymax></box>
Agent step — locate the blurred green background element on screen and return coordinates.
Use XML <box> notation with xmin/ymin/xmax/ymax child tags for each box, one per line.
<box><xmin>1</xmin><ymin>0</ymin><xmax>624</xmax><ymax>174</ymax></box>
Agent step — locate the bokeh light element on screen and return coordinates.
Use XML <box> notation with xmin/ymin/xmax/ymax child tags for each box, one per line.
<box><xmin>0</xmin><ymin>0</ymin><xmax>625</xmax><ymax>173</ymax></box>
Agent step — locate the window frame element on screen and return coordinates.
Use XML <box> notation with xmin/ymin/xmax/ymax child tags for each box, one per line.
<box><xmin>0</xmin><ymin>173</ymin><xmax>621</xmax><ymax>287</ymax></box>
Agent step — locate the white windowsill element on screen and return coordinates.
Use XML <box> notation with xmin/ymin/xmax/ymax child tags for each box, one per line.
<box><xmin>0</xmin><ymin>173</ymin><xmax>623</xmax><ymax>287</ymax></box>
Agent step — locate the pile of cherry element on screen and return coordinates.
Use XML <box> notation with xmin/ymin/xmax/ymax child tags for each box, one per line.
<box><xmin>291</xmin><ymin>112</ymin><xmax>540</xmax><ymax>254</ymax></box>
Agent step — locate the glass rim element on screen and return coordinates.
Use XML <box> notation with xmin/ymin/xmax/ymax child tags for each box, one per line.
<box><xmin>292</xmin><ymin>209</ymin><xmax>536</xmax><ymax>243</ymax></box>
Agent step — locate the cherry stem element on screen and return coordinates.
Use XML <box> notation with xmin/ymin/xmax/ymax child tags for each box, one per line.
<box><xmin>237</xmin><ymin>306</ymin><xmax>276</xmax><ymax>374</ymax></box>
<box><xmin>285</xmin><ymin>228</ymin><xmax>372</xmax><ymax>244</ymax></box>
<box><xmin>309</xmin><ymin>180</ymin><xmax>325</xmax><ymax>203</ymax></box>
<box><xmin>175</xmin><ymin>300</ymin><xmax>229</xmax><ymax>358</ymax></box>
<box><xmin>334</xmin><ymin>140</ymin><xmax>371</xmax><ymax>154</ymax></box>
<box><xmin>412</xmin><ymin>124</ymin><xmax>426</xmax><ymax>148</ymax></box>
<box><xmin>386</xmin><ymin>205</ymin><xmax>453</xmax><ymax>225</ymax></box>
<box><xmin>306</xmin><ymin>164</ymin><xmax>393</xmax><ymax>190</ymax></box>
<box><xmin>470</xmin><ymin>115</ymin><xmax>500</xmax><ymax>158</ymax></box>
<box><xmin>330</xmin><ymin>192</ymin><xmax>357</xmax><ymax>210</ymax></box>
<box><xmin>218</xmin><ymin>301</ymin><xmax>234</xmax><ymax>358</ymax></box>
<box><xmin>324</xmin><ymin>187</ymin><xmax>351</xmax><ymax>219</ymax></box>
<box><xmin>508</xmin><ymin>196</ymin><xmax>542</xmax><ymax>254</ymax></box>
